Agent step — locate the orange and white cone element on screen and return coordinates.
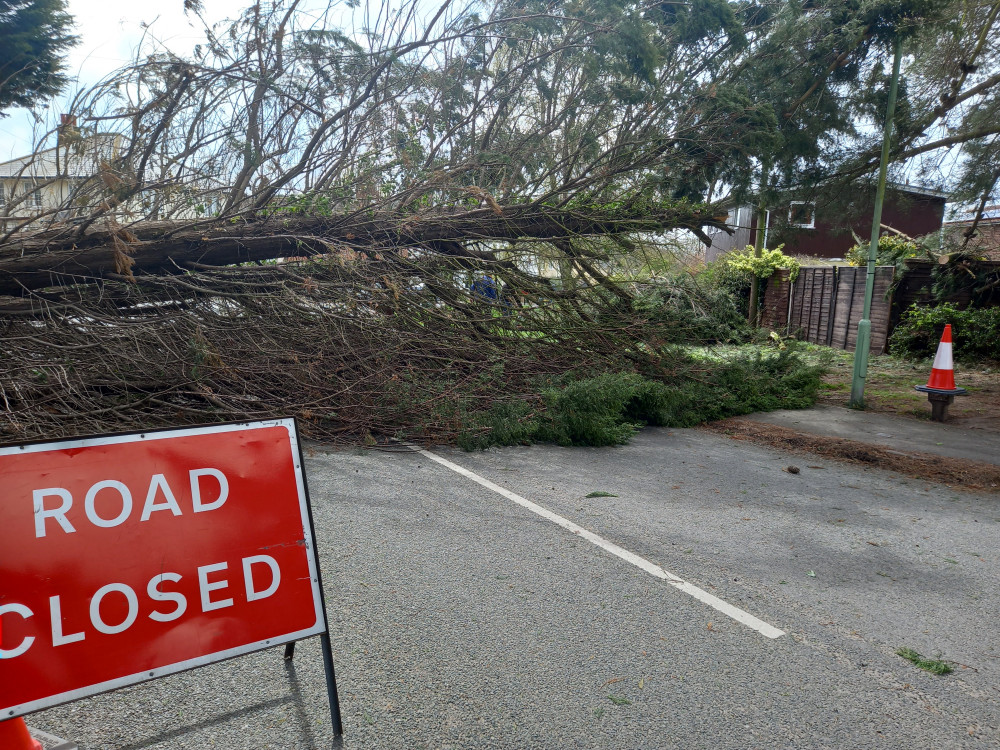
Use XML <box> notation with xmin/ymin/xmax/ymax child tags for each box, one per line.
<box><xmin>925</xmin><ymin>324</ymin><xmax>958</xmax><ymax>391</ymax></box>
<box><xmin>916</xmin><ymin>324</ymin><xmax>966</xmax><ymax>399</ymax></box>
<box><xmin>0</xmin><ymin>718</ymin><xmax>43</xmax><ymax>750</ymax></box>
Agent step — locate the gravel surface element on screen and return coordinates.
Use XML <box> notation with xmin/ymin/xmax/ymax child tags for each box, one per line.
<box><xmin>31</xmin><ymin>428</ymin><xmax>1000</xmax><ymax>748</ymax></box>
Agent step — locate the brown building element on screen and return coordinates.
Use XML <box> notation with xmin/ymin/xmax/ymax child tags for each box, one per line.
<box><xmin>706</xmin><ymin>184</ymin><xmax>948</xmax><ymax>261</ymax></box>
<box><xmin>943</xmin><ymin>205</ymin><xmax>1000</xmax><ymax>260</ymax></box>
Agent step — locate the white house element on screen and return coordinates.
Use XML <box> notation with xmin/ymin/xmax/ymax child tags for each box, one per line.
<box><xmin>0</xmin><ymin>131</ymin><xmax>123</xmax><ymax>232</ymax></box>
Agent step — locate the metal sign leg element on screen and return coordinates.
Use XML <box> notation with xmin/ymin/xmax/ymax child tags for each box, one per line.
<box><xmin>320</xmin><ymin>633</ymin><xmax>344</xmax><ymax>737</ymax></box>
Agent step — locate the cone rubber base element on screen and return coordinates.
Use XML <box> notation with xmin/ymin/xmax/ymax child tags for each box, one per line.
<box><xmin>915</xmin><ymin>385</ymin><xmax>967</xmax><ymax>396</ymax></box>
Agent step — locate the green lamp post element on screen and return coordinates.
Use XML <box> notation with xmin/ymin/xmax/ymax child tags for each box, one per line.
<box><xmin>850</xmin><ymin>38</ymin><xmax>903</xmax><ymax>408</ymax></box>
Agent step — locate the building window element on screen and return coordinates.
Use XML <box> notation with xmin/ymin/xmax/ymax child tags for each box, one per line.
<box><xmin>33</xmin><ymin>189</ymin><xmax>43</xmax><ymax>208</ymax></box>
<box><xmin>0</xmin><ymin>184</ymin><xmax>5</xmax><ymax>207</ymax></box>
<box><xmin>789</xmin><ymin>201</ymin><xmax>815</xmax><ymax>228</ymax></box>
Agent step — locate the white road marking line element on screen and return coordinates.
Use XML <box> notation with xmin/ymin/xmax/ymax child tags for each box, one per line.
<box><xmin>411</xmin><ymin>445</ymin><xmax>786</xmax><ymax>640</ymax></box>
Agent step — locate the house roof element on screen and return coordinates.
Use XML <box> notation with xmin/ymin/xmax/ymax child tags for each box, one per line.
<box><xmin>0</xmin><ymin>134</ymin><xmax>120</xmax><ymax>180</ymax></box>
<box><xmin>716</xmin><ymin>181</ymin><xmax>948</xmax><ymax>210</ymax></box>
<box><xmin>891</xmin><ymin>182</ymin><xmax>949</xmax><ymax>200</ymax></box>
<box><xmin>944</xmin><ymin>205</ymin><xmax>1000</xmax><ymax>225</ymax></box>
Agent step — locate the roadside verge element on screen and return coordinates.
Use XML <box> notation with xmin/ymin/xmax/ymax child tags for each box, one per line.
<box><xmin>703</xmin><ymin>415</ymin><xmax>1000</xmax><ymax>493</ymax></box>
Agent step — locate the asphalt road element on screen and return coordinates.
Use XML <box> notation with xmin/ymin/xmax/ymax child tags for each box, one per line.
<box><xmin>31</xmin><ymin>427</ymin><xmax>1000</xmax><ymax>749</ymax></box>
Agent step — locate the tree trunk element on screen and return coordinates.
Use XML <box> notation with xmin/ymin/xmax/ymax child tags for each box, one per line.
<box><xmin>0</xmin><ymin>205</ymin><xmax>726</xmax><ymax>297</ymax></box>
<box><xmin>747</xmin><ymin>202</ymin><xmax>767</xmax><ymax>325</ymax></box>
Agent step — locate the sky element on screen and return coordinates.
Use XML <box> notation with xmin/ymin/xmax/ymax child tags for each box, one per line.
<box><xmin>0</xmin><ymin>0</ymin><xmax>250</xmax><ymax>159</ymax></box>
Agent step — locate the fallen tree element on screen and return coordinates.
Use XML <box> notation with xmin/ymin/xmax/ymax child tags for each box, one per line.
<box><xmin>0</xmin><ymin>248</ymin><xmax>821</xmax><ymax>446</ymax></box>
<box><xmin>0</xmin><ymin>202</ymin><xmax>724</xmax><ymax>299</ymax></box>
<box><xmin>2</xmin><ymin>0</ymin><xmax>851</xmax><ymax>444</ymax></box>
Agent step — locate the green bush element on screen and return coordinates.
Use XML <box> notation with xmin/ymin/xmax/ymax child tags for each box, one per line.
<box><xmin>889</xmin><ymin>303</ymin><xmax>1000</xmax><ymax>361</ymax></box>
<box><xmin>631</xmin><ymin>276</ymin><xmax>750</xmax><ymax>345</ymax></box>
<box><xmin>701</xmin><ymin>245</ymin><xmax>799</xmax><ymax>316</ymax></box>
<box><xmin>845</xmin><ymin>234</ymin><xmax>923</xmax><ymax>268</ymax></box>
<box><xmin>457</xmin><ymin>347</ymin><xmax>825</xmax><ymax>450</ymax></box>
<box><xmin>722</xmin><ymin>244</ymin><xmax>801</xmax><ymax>281</ymax></box>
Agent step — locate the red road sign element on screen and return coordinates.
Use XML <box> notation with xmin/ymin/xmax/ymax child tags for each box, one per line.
<box><xmin>0</xmin><ymin>420</ymin><xmax>326</xmax><ymax>719</ymax></box>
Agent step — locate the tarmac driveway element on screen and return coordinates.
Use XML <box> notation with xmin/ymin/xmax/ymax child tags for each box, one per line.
<box><xmin>32</xmin><ymin>427</ymin><xmax>1000</xmax><ymax>749</ymax></box>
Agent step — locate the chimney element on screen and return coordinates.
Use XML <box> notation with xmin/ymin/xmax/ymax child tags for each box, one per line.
<box><xmin>57</xmin><ymin>114</ymin><xmax>77</xmax><ymax>148</ymax></box>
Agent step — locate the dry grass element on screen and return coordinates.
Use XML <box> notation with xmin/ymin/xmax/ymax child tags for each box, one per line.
<box><xmin>817</xmin><ymin>350</ymin><xmax>1000</xmax><ymax>429</ymax></box>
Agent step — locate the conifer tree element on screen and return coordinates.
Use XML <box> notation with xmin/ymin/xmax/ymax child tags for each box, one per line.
<box><xmin>0</xmin><ymin>0</ymin><xmax>77</xmax><ymax>113</ymax></box>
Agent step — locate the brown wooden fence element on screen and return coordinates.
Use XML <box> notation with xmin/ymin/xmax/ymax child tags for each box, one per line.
<box><xmin>890</xmin><ymin>259</ymin><xmax>1000</xmax><ymax>329</ymax></box>
<box><xmin>761</xmin><ymin>266</ymin><xmax>895</xmax><ymax>353</ymax></box>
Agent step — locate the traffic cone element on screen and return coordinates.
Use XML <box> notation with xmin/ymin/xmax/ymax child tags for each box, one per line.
<box><xmin>0</xmin><ymin>718</ymin><xmax>43</xmax><ymax>750</ymax></box>
<box><xmin>925</xmin><ymin>324</ymin><xmax>958</xmax><ymax>391</ymax></box>
<box><xmin>915</xmin><ymin>324</ymin><xmax>967</xmax><ymax>421</ymax></box>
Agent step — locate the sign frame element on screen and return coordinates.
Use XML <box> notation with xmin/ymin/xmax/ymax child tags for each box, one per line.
<box><xmin>0</xmin><ymin>418</ymin><xmax>343</xmax><ymax>735</ymax></box>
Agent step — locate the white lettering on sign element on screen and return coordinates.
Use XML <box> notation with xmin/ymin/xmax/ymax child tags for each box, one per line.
<box><xmin>147</xmin><ymin>573</ymin><xmax>187</xmax><ymax>622</ymax></box>
<box><xmin>243</xmin><ymin>555</ymin><xmax>281</xmax><ymax>601</ymax></box>
<box><xmin>90</xmin><ymin>584</ymin><xmax>139</xmax><ymax>635</ymax></box>
<box><xmin>198</xmin><ymin>562</ymin><xmax>234</xmax><ymax>612</ymax></box>
<box><xmin>32</xmin><ymin>469</ymin><xmax>229</xmax><ymax>538</ymax></box>
<box><xmin>0</xmin><ymin>555</ymin><xmax>282</xmax><ymax>659</ymax></box>
<box><xmin>0</xmin><ymin>604</ymin><xmax>34</xmax><ymax>659</ymax></box>
<box><xmin>49</xmin><ymin>596</ymin><xmax>85</xmax><ymax>646</ymax></box>
<box><xmin>190</xmin><ymin>468</ymin><xmax>228</xmax><ymax>513</ymax></box>
<box><xmin>84</xmin><ymin>480</ymin><xmax>132</xmax><ymax>528</ymax></box>
<box><xmin>33</xmin><ymin>489</ymin><xmax>75</xmax><ymax>537</ymax></box>
<box><xmin>140</xmin><ymin>475</ymin><xmax>182</xmax><ymax>521</ymax></box>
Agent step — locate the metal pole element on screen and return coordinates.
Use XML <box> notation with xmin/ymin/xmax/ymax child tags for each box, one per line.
<box><xmin>850</xmin><ymin>38</ymin><xmax>903</xmax><ymax>408</ymax></box>
<box><xmin>320</xmin><ymin>632</ymin><xmax>344</xmax><ymax>736</ymax></box>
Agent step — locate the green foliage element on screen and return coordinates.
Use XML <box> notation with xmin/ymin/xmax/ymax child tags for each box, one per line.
<box><xmin>536</xmin><ymin>372</ymin><xmax>650</xmax><ymax>447</ymax></box>
<box><xmin>456</xmin><ymin>399</ymin><xmax>538</xmax><ymax>450</ymax></box>
<box><xmin>896</xmin><ymin>648</ymin><xmax>953</xmax><ymax>676</ymax></box>
<box><xmin>701</xmin><ymin>245</ymin><xmax>800</xmax><ymax>316</ymax></box>
<box><xmin>631</xmin><ymin>276</ymin><xmax>751</xmax><ymax>345</ymax></box>
<box><xmin>889</xmin><ymin>303</ymin><xmax>1000</xmax><ymax>361</ymax></box>
<box><xmin>457</xmin><ymin>347</ymin><xmax>825</xmax><ymax>450</ymax></box>
<box><xmin>846</xmin><ymin>234</ymin><xmax>923</xmax><ymax>267</ymax></box>
<box><xmin>929</xmin><ymin>253</ymin><xmax>1000</xmax><ymax>306</ymax></box>
<box><xmin>0</xmin><ymin>0</ymin><xmax>77</xmax><ymax>113</ymax></box>
<box><xmin>642</xmin><ymin>346</ymin><xmax>825</xmax><ymax>427</ymax></box>
<box><xmin>723</xmin><ymin>245</ymin><xmax>801</xmax><ymax>282</ymax></box>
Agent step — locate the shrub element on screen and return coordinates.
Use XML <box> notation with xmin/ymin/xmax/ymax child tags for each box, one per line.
<box><xmin>722</xmin><ymin>245</ymin><xmax>801</xmax><ymax>282</ymax></box>
<box><xmin>631</xmin><ymin>276</ymin><xmax>750</xmax><ymax>345</ymax></box>
<box><xmin>457</xmin><ymin>347</ymin><xmax>825</xmax><ymax>449</ymax></box>
<box><xmin>889</xmin><ymin>303</ymin><xmax>1000</xmax><ymax>361</ymax></box>
<box><xmin>846</xmin><ymin>234</ymin><xmax>923</xmax><ymax>268</ymax></box>
<box><xmin>703</xmin><ymin>245</ymin><xmax>800</xmax><ymax>316</ymax></box>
